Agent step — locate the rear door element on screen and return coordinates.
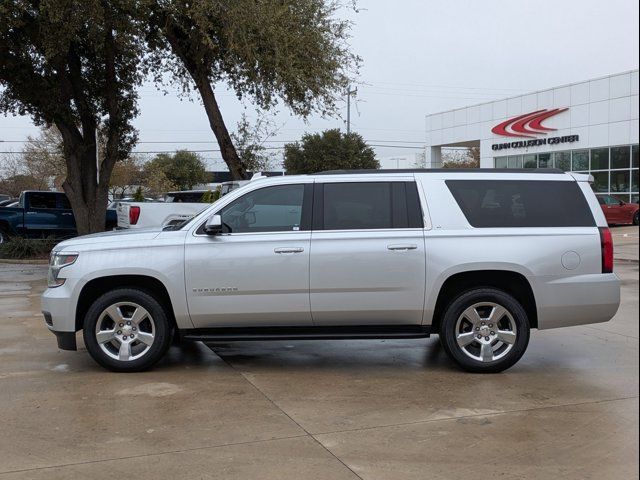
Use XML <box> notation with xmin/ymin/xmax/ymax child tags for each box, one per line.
<box><xmin>23</xmin><ymin>192</ymin><xmax>61</xmax><ymax>237</ymax></box>
<box><xmin>309</xmin><ymin>179</ymin><xmax>426</xmax><ymax>325</ymax></box>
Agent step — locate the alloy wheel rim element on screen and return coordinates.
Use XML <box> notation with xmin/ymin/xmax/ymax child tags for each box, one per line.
<box><xmin>454</xmin><ymin>302</ymin><xmax>517</xmax><ymax>363</ymax></box>
<box><xmin>95</xmin><ymin>302</ymin><xmax>155</xmax><ymax>361</ymax></box>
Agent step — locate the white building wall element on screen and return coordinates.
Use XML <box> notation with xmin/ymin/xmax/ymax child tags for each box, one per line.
<box><xmin>425</xmin><ymin>70</ymin><xmax>639</xmax><ymax>168</ymax></box>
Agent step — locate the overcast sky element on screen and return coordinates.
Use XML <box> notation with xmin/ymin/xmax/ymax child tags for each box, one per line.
<box><xmin>1</xmin><ymin>0</ymin><xmax>638</xmax><ymax>170</ymax></box>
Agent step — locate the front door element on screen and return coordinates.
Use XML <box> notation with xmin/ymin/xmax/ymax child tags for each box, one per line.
<box><xmin>184</xmin><ymin>182</ymin><xmax>313</xmax><ymax>328</ymax></box>
<box><xmin>603</xmin><ymin>195</ymin><xmax>624</xmax><ymax>223</ymax></box>
<box><xmin>309</xmin><ymin>180</ymin><xmax>427</xmax><ymax>325</ymax></box>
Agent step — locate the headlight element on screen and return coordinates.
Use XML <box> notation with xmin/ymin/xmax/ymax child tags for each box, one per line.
<box><xmin>47</xmin><ymin>252</ymin><xmax>78</xmax><ymax>288</ymax></box>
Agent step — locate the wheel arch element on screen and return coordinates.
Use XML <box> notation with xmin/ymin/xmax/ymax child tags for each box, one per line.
<box><xmin>430</xmin><ymin>270</ymin><xmax>538</xmax><ymax>332</ymax></box>
<box><xmin>75</xmin><ymin>275</ymin><xmax>177</xmax><ymax>332</ymax></box>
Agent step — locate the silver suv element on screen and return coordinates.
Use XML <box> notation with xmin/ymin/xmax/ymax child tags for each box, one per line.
<box><xmin>42</xmin><ymin>169</ymin><xmax>620</xmax><ymax>373</ymax></box>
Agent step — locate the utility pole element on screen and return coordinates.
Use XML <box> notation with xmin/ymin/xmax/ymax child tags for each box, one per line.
<box><xmin>346</xmin><ymin>85</ymin><xmax>357</xmax><ymax>134</ymax></box>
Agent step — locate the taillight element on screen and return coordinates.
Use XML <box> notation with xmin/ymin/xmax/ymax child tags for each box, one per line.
<box><xmin>598</xmin><ymin>227</ymin><xmax>613</xmax><ymax>273</ymax></box>
<box><xmin>129</xmin><ymin>206</ymin><xmax>141</xmax><ymax>225</ymax></box>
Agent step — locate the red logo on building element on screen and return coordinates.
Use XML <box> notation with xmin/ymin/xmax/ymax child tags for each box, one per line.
<box><xmin>491</xmin><ymin>108</ymin><xmax>568</xmax><ymax>138</ymax></box>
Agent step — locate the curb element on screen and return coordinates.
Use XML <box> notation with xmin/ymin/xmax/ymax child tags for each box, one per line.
<box><xmin>0</xmin><ymin>258</ymin><xmax>49</xmax><ymax>265</ymax></box>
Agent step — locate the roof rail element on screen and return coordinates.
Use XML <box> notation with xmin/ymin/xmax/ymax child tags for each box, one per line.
<box><xmin>316</xmin><ymin>168</ymin><xmax>565</xmax><ymax>175</ymax></box>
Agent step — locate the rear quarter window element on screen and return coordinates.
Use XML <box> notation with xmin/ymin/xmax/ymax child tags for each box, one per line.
<box><xmin>446</xmin><ymin>180</ymin><xmax>595</xmax><ymax>228</ymax></box>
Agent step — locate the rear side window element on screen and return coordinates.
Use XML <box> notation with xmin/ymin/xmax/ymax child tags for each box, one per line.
<box><xmin>28</xmin><ymin>193</ymin><xmax>57</xmax><ymax>209</ymax></box>
<box><xmin>446</xmin><ymin>180</ymin><xmax>595</xmax><ymax>227</ymax></box>
<box><xmin>318</xmin><ymin>182</ymin><xmax>423</xmax><ymax>230</ymax></box>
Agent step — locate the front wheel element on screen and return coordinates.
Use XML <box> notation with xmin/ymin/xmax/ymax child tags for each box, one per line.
<box><xmin>633</xmin><ymin>210</ymin><xmax>639</xmax><ymax>226</ymax></box>
<box><xmin>439</xmin><ymin>288</ymin><xmax>530</xmax><ymax>373</ymax></box>
<box><xmin>83</xmin><ymin>288</ymin><xmax>172</xmax><ymax>372</ymax></box>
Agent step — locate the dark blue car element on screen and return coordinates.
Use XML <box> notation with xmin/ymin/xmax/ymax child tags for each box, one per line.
<box><xmin>0</xmin><ymin>191</ymin><xmax>117</xmax><ymax>243</ymax></box>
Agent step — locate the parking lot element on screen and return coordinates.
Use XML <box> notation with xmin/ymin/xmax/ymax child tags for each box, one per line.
<box><xmin>0</xmin><ymin>226</ymin><xmax>637</xmax><ymax>479</ymax></box>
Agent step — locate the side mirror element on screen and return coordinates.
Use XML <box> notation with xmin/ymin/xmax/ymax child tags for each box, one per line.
<box><xmin>204</xmin><ymin>214</ymin><xmax>223</xmax><ymax>235</ymax></box>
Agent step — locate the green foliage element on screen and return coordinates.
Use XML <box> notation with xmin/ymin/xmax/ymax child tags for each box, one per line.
<box><xmin>0</xmin><ymin>237</ymin><xmax>58</xmax><ymax>260</ymax></box>
<box><xmin>231</xmin><ymin>113</ymin><xmax>279</xmax><ymax>172</ymax></box>
<box><xmin>146</xmin><ymin>0</ymin><xmax>359</xmax><ymax>117</ymax></box>
<box><xmin>284</xmin><ymin>129</ymin><xmax>379</xmax><ymax>174</ymax></box>
<box><xmin>146</xmin><ymin>150</ymin><xmax>208</xmax><ymax>191</ymax></box>
<box><xmin>201</xmin><ymin>187</ymin><xmax>221</xmax><ymax>203</ymax></box>
<box><xmin>132</xmin><ymin>186</ymin><xmax>145</xmax><ymax>201</ymax></box>
<box><xmin>0</xmin><ymin>0</ymin><xmax>145</xmax><ymax>234</ymax></box>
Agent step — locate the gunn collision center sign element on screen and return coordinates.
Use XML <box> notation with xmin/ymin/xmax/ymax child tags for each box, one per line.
<box><xmin>491</xmin><ymin>108</ymin><xmax>579</xmax><ymax>151</ymax></box>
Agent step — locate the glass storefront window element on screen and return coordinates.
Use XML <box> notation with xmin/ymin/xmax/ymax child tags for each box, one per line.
<box><xmin>611</xmin><ymin>170</ymin><xmax>630</xmax><ymax>192</ymax></box>
<box><xmin>591</xmin><ymin>171</ymin><xmax>609</xmax><ymax>192</ymax></box>
<box><xmin>591</xmin><ymin>148</ymin><xmax>609</xmax><ymax>170</ymax></box>
<box><xmin>523</xmin><ymin>154</ymin><xmax>537</xmax><ymax>169</ymax></box>
<box><xmin>508</xmin><ymin>155</ymin><xmax>522</xmax><ymax>168</ymax></box>
<box><xmin>495</xmin><ymin>157</ymin><xmax>508</xmax><ymax>169</ymax></box>
<box><xmin>632</xmin><ymin>169</ymin><xmax>638</xmax><ymax>193</ymax></box>
<box><xmin>633</xmin><ymin>145</ymin><xmax>639</xmax><ymax>168</ymax></box>
<box><xmin>554</xmin><ymin>151</ymin><xmax>571</xmax><ymax>171</ymax></box>
<box><xmin>611</xmin><ymin>146</ymin><xmax>631</xmax><ymax>169</ymax></box>
<box><xmin>538</xmin><ymin>153</ymin><xmax>552</xmax><ymax>168</ymax></box>
<box><xmin>572</xmin><ymin>150</ymin><xmax>589</xmax><ymax>171</ymax></box>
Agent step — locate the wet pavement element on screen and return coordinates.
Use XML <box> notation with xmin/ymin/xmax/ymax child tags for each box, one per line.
<box><xmin>0</xmin><ymin>231</ymin><xmax>637</xmax><ymax>479</ymax></box>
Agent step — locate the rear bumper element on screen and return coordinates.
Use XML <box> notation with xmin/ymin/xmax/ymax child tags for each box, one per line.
<box><xmin>535</xmin><ymin>273</ymin><xmax>620</xmax><ymax>329</ymax></box>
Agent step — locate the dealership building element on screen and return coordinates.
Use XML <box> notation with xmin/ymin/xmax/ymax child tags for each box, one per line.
<box><xmin>424</xmin><ymin>70</ymin><xmax>639</xmax><ymax>203</ymax></box>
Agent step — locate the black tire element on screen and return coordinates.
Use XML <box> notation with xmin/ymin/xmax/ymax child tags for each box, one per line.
<box><xmin>0</xmin><ymin>226</ymin><xmax>11</xmax><ymax>244</ymax></box>
<box><xmin>633</xmin><ymin>211</ymin><xmax>639</xmax><ymax>226</ymax></box>
<box><xmin>83</xmin><ymin>288</ymin><xmax>172</xmax><ymax>372</ymax></box>
<box><xmin>439</xmin><ymin>288</ymin><xmax>530</xmax><ymax>373</ymax></box>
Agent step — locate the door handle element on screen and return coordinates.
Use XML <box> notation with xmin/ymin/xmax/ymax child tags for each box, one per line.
<box><xmin>387</xmin><ymin>244</ymin><xmax>417</xmax><ymax>251</ymax></box>
<box><xmin>274</xmin><ymin>247</ymin><xmax>304</xmax><ymax>254</ymax></box>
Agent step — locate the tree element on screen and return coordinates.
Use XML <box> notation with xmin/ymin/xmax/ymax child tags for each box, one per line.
<box><xmin>0</xmin><ymin>1</ymin><xmax>144</xmax><ymax>234</ymax></box>
<box><xmin>442</xmin><ymin>147</ymin><xmax>481</xmax><ymax>169</ymax></box>
<box><xmin>146</xmin><ymin>150</ymin><xmax>207</xmax><ymax>191</ymax></box>
<box><xmin>231</xmin><ymin>113</ymin><xmax>280</xmax><ymax>173</ymax></box>
<box><xmin>0</xmin><ymin>173</ymin><xmax>46</xmax><ymax>197</ymax></box>
<box><xmin>140</xmin><ymin>160</ymin><xmax>175</xmax><ymax>198</ymax></box>
<box><xmin>284</xmin><ymin>129</ymin><xmax>378</xmax><ymax>174</ymax></box>
<box><xmin>145</xmin><ymin>0</ymin><xmax>358</xmax><ymax>180</ymax></box>
<box><xmin>109</xmin><ymin>156</ymin><xmax>143</xmax><ymax>199</ymax></box>
<box><xmin>22</xmin><ymin>127</ymin><xmax>67</xmax><ymax>190</ymax></box>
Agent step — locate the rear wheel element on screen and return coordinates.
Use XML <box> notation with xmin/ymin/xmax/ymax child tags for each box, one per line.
<box><xmin>439</xmin><ymin>288</ymin><xmax>530</xmax><ymax>373</ymax></box>
<box><xmin>0</xmin><ymin>226</ymin><xmax>11</xmax><ymax>244</ymax></box>
<box><xmin>633</xmin><ymin>210</ymin><xmax>639</xmax><ymax>226</ymax></box>
<box><xmin>83</xmin><ymin>288</ymin><xmax>172</xmax><ymax>372</ymax></box>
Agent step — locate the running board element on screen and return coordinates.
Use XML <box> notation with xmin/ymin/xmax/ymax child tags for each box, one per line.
<box><xmin>180</xmin><ymin>325</ymin><xmax>432</xmax><ymax>342</ymax></box>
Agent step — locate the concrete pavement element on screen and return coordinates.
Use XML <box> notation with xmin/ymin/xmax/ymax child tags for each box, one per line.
<box><xmin>0</xmin><ymin>231</ymin><xmax>637</xmax><ymax>479</ymax></box>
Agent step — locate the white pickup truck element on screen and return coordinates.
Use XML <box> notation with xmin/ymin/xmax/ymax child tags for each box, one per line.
<box><xmin>117</xmin><ymin>184</ymin><xmax>251</xmax><ymax>229</ymax></box>
<box><xmin>116</xmin><ymin>190</ymin><xmax>210</xmax><ymax>229</ymax></box>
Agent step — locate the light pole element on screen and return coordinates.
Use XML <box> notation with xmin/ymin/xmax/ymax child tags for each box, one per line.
<box><xmin>346</xmin><ymin>85</ymin><xmax>357</xmax><ymax>134</ymax></box>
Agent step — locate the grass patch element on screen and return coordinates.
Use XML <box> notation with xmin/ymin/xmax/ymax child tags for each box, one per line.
<box><xmin>0</xmin><ymin>237</ymin><xmax>59</xmax><ymax>260</ymax></box>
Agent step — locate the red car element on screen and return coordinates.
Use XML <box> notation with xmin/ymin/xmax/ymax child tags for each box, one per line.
<box><xmin>597</xmin><ymin>195</ymin><xmax>639</xmax><ymax>225</ymax></box>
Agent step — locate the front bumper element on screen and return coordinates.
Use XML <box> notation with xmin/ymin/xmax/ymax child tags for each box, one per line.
<box><xmin>41</xmin><ymin>279</ymin><xmax>81</xmax><ymax>350</ymax></box>
<box><xmin>50</xmin><ymin>328</ymin><xmax>77</xmax><ymax>351</ymax></box>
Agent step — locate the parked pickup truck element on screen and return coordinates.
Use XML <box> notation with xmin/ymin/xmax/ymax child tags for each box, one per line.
<box><xmin>0</xmin><ymin>191</ymin><xmax>117</xmax><ymax>243</ymax></box>
<box><xmin>42</xmin><ymin>169</ymin><xmax>620</xmax><ymax>373</ymax></box>
<box><xmin>117</xmin><ymin>186</ymin><xmax>251</xmax><ymax>229</ymax></box>
<box><xmin>116</xmin><ymin>199</ymin><xmax>208</xmax><ymax>229</ymax></box>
